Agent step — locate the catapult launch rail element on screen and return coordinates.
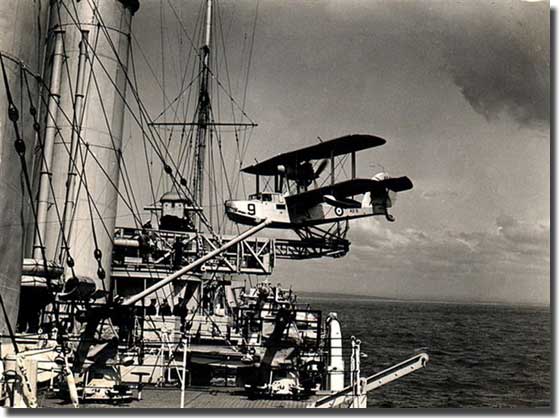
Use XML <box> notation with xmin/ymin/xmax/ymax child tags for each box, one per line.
<box><xmin>111</xmin><ymin>226</ymin><xmax>350</xmax><ymax>280</ymax></box>
<box><xmin>123</xmin><ymin>219</ymin><xmax>272</xmax><ymax>306</ymax></box>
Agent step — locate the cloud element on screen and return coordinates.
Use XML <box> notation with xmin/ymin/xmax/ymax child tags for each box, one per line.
<box><xmin>420</xmin><ymin>189</ymin><xmax>459</xmax><ymax>201</ymax></box>
<box><xmin>439</xmin><ymin>2</ymin><xmax>549</xmax><ymax>126</ymax></box>
<box><xmin>496</xmin><ymin>214</ymin><xmax>549</xmax><ymax>253</ymax></box>
<box><xmin>343</xmin><ymin>214</ymin><xmax>549</xmax><ymax>303</ymax></box>
<box><xmin>351</xmin><ymin>214</ymin><xmax>548</xmax><ymax>264</ymax></box>
<box><xmin>323</xmin><ymin>0</ymin><xmax>549</xmax><ymax>126</ymax></box>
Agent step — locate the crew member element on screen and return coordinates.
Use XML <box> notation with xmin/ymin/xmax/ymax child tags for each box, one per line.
<box><xmin>159</xmin><ymin>299</ymin><xmax>172</xmax><ymax>316</ymax></box>
<box><xmin>173</xmin><ymin>237</ymin><xmax>184</xmax><ymax>270</ymax></box>
<box><xmin>146</xmin><ymin>299</ymin><xmax>157</xmax><ymax>316</ymax></box>
<box><xmin>173</xmin><ymin>297</ymin><xmax>189</xmax><ymax>330</ymax></box>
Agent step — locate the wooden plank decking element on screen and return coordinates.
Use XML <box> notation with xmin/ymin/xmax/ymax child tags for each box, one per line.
<box><xmin>38</xmin><ymin>386</ymin><xmax>319</xmax><ymax>409</ymax></box>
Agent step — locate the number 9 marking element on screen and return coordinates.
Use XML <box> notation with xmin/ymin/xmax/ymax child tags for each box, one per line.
<box><xmin>248</xmin><ymin>203</ymin><xmax>256</xmax><ymax>216</ymax></box>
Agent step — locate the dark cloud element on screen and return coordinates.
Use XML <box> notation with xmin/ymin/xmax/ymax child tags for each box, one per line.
<box><xmin>440</xmin><ymin>2</ymin><xmax>549</xmax><ymax>126</ymax></box>
<box><xmin>322</xmin><ymin>0</ymin><xmax>549</xmax><ymax>126</ymax></box>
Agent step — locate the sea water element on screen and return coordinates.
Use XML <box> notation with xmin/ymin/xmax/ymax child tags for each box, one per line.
<box><xmin>302</xmin><ymin>294</ymin><xmax>551</xmax><ymax>408</ymax></box>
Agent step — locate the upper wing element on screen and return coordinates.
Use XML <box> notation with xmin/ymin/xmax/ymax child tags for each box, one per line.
<box><xmin>285</xmin><ymin>176</ymin><xmax>413</xmax><ymax>211</ymax></box>
<box><xmin>242</xmin><ymin>134</ymin><xmax>386</xmax><ymax>176</ymax></box>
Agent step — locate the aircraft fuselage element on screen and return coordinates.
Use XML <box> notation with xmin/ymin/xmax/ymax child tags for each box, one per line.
<box><xmin>225</xmin><ymin>192</ymin><xmax>392</xmax><ymax>228</ymax></box>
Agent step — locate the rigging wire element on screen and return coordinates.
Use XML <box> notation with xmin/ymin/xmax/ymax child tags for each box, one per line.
<box><xmin>87</xmin><ymin>56</ymin><xmax>143</xmax><ymax>226</ymax></box>
<box><xmin>166</xmin><ymin>0</ymin><xmax>204</xmax><ymax>59</ymax></box>
<box><xmin>56</xmin><ymin>25</ymin><xmax>100</xmax><ymax>261</ymax></box>
<box><xmin>160</xmin><ymin>0</ymin><xmax>168</xmax><ymax>193</ymax></box>
<box><xmin>17</xmin><ymin>58</ymin><xmax>76</xmax><ymax>275</ymax></box>
<box><xmin>75</xmin><ymin>143</ymin><xmax>109</xmax><ymax>289</ymax></box>
<box><xmin>128</xmin><ymin>36</ymin><xmax>156</xmax><ymax>212</ymax></box>
<box><xmin>0</xmin><ymin>293</ymin><xmax>19</xmax><ymax>354</ymax></box>
<box><xmin>150</xmin><ymin>71</ymin><xmax>202</xmax><ymax>124</ymax></box>
<box><xmin>241</xmin><ymin>0</ymin><xmax>259</xmax><ymax>115</ymax></box>
<box><xmin>0</xmin><ymin>2</ymin><xmax>315</xmax><ymax>360</ymax></box>
<box><xmin>53</xmin><ymin>2</ymin><xmax>76</xmax><ymax>112</ymax></box>
<box><xmin>57</xmin><ymin>0</ymin><xmax>262</xmax><ymax>289</ymax></box>
<box><xmin>48</xmin><ymin>21</ymin><xmax>138</xmax><ymax>276</ymax></box>
<box><xmin>20</xmin><ymin>70</ymin><xmax>64</xmax><ymax>290</ymax></box>
<box><xmin>0</xmin><ymin>54</ymin><xmax>77</xmax><ymax>280</ymax></box>
<box><xmin>134</xmin><ymin>0</ymin><xmax>257</xmax><ymax>239</ymax></box>
<box><xmin>154</xmin><ymin>2</ymin><xmax>204</xmax><ymax>201</ymax></box>
<box><xmin>175</xmin><ymin>8</ymin><xmax>205</xmax><ymax>190</ymax></box>
<box><xmin>129</xmin><ymin>33</ymin><xmax>171</xmax><ymax>113</ymax></box>
<box><xmin>81</xmin><ymin>0</ymin><xmax>221</xmax><ymax>240</ymax></box>
<box><xmin>237</xmin><ymin>0</ymin><xmax>260</xmax><ymax>198</ymax></box>
<box><xmin>215</xmin><ymin>1</ymin><xmax>243</xmax><ymax>209</ymax></box>
<box><xmin>22</xmin><ymin>21</ymin><xmax>143</xmax><ymax>246</ymax></box>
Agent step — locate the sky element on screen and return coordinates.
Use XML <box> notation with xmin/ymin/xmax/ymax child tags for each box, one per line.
<box><xmin>122</xmin><ymin>0</ymin><xmax>550</xmax><ymax>305</ymax></box>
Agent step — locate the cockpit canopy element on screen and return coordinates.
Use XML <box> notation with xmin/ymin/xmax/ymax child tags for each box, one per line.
<box><xmin>248</xmin><ymin>192</ymin><xmax>283</xmax><ymax>202</ymax></box>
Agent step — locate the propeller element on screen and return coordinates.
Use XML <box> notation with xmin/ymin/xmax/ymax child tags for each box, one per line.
<box><xmin>314</xmin><ymin>159</ymin><xmax>329</xmax><ymax>177</ymax></box>
<box><xmin>276</xmin><ymin>159</ymin><xmax>329</xmax><ymax>188</ymax></box>
<box><xmin>366</xmin><ymin>173</ymin><xmax>413</xmax><ymax>222</ymax></box>
<box><xmin>311</xmin><ymin>159</ymin><xmax>329</xmax><ymax>188</ymax></box>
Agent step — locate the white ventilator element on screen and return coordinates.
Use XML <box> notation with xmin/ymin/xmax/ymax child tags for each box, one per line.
<box><xmin>326</xmin><ymin>313</ymin><xmax>344</xmax><ymax>391</ymax></box>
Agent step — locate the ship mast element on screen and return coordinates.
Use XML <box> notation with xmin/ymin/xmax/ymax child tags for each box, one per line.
<box><xmin>193</xmin><ymin>0</ymin><xmax>213</xmax><ymax>230</ymax></box>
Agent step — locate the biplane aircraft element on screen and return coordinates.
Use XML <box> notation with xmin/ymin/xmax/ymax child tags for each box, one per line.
<box><xmin>225</xmin><ymin>134</ymin><xmax>413</xmax><ymax>230</ymax></box>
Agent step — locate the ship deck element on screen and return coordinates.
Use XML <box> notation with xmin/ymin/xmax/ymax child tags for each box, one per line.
<box><xmin>37</xmin><ymin>386</ymin><xmax>321</xmax><ymax>409</ymax></box>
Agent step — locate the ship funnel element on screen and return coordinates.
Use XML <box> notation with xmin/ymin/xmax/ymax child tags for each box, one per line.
<box><xmin>40</xmin><ymin>0</ymin><xmax>139</xmax><ymax>295</ymax></box>
<box><xmin>0</xmin><ymin>0</ymin><xmax>50</xmax><ymax>341</ymax></box>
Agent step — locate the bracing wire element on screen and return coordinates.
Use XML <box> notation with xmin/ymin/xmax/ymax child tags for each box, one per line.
<box><xmin>82</xmin><ymin>0</ymin><xmax>221</xmax><ymax>239</ymax></box>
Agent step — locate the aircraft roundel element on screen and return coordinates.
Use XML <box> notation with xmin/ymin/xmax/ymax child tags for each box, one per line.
<box><xmin>335</xmin><ymin>207</ymin><xmax>344</xmax><ymax>216</ymax></box>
